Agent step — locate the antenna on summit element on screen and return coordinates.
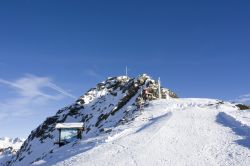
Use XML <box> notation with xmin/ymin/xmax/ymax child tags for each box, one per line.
<box><xmin>158</xmin><ymin>77</ymin><xmax>162</xmax><ymax>99</ymax></box>
<box><xmin>125</xmin><ymin>66</ymin><xmax>128</xmax><ymax>78</ymax></box>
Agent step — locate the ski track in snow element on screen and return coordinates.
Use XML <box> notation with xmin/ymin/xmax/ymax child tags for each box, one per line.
<box><xmin>32</xmin><ymin>98</ymin><xmax>250</xmax><ymax>166</ymax></box>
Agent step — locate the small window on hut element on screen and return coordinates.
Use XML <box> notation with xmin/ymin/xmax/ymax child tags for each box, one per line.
<box><xmin>61</xmin><ymin>129</ymin><xmax>78</xmax><ymax>142</ymax></box>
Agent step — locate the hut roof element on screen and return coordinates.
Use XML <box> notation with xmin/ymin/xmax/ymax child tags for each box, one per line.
<box><xmin>55</xmin><ymin>123</ymin><xmax>84</xmax><ymax>129</ymax></box>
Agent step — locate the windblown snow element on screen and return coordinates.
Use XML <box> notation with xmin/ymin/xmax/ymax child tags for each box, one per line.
<box><xmin>33</xmin><ymin>98</ymin><xmax>250</xmax><ymax>166</ymax></box>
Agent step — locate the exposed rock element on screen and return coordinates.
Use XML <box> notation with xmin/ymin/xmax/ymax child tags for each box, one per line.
<box><xmin>5</xmin><ymin>74</ymin><xmax>177</xmax><ymax>166</ymax></box>
<box><xmin>236</xmin><ymin>104</ymin><xmax>250</xmax><ymax>110</ymax></box>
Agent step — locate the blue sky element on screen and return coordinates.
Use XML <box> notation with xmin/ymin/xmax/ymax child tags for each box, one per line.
<box><xmin>0</xmin><ymin>0</ymin><xmax>249</xmax><ymax>138</ymax></box>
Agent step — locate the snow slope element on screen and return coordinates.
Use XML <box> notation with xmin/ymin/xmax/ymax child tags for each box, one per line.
<box><xmin>33</xmin><ymin>98</ymin><xmax>250</xmax><ymax>166</ymax></box>
<box><xmin>6</xmin><ymin>74</ymin><xmax>177</xmax><ymax>166</ymax></box>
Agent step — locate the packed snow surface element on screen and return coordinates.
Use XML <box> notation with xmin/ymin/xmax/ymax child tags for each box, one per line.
<box><xmin>31</xmin><ymin>98</ymin><xmax>250</xmax><ymax>166</ymax></box>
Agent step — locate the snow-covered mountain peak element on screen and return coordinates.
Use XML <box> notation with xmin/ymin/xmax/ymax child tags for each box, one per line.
<box><xmin>0</xmin><ymin>137</ymin><xmax>24</xmax><ymax>165</ymax></box>
<box><xmin>0</xmin><ymin>137</ymin><xmax>24</xmax><ymax>149</ymax></box>
<box><xmin>2</xmin><ymin>74</ymin><xmax>250</xmax><ymax>166</ymax></box>
<box><xmin>5</xmin><ymin>74</ymin><xmax>177</xmax><ymax>166</ymax></box>
<box><xmin>0</xmin><ymin>137</ymin><xmax>10</xmax><ymax>142</ymax></box>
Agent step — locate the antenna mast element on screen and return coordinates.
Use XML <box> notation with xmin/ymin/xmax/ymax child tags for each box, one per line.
<box><xmin>125</xmin><ymin>66</ymin><xmax>128</xmax><ymax>77</ymax></box>
<box><xmin>158</xmin><ymin>77</ymin><xmax>161</xmax><ymax>99</ymax></box>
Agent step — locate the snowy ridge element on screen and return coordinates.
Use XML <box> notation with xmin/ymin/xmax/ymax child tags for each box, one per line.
<box><xmin>28</xmin><ymin>98</ymin><xmax>250</xmax><ymax>166</ymax></box>
<box><xmin>5</xmin><ymin>74</ymin><xmax>176</xmax><ymax>166</ymax></box>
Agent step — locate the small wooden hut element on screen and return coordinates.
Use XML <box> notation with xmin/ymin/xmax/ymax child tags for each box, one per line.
<box><xmin>55</xmin><ymin>122</ymin><xmax>84</xmax><ymax>147</ymax></box>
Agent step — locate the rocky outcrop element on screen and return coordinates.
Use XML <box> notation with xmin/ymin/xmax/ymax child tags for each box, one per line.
<box><xmin>236</xmin><ymin>104</ymin><xmax>250</xmax><ymax>110</ymax></box>
<box><xmin>0</xmin><ymin>147</ymin><xmax>16</xmax><ymax>156</ymax></box>
<box><xmin>6</xmin><ymin>74</ymin><xmax>177</xmax><ymax>166</ymax></box>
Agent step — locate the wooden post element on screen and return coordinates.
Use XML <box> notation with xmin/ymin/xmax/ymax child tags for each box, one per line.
<box><xmin>77</xmin><ymin>129</ymin><xmax>82</xmax><ymax>139</ymax></box>
<box><xmin>125</xmin><ymin>66</ymin><xmax>128</xmax><ymax>77</ymax></box>
<box><xmin>59</xmin><ymin>129</ymin><xmax>61</xmax><ymax>145</ymax></box>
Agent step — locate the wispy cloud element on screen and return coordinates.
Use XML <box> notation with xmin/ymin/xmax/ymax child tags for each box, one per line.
<box><xmin>84</xmin><ymin>69</ymin><xmax>102</xmax><ymax>79</ymax></box>
<box><xmin>46</xmin><ymin>82</ymin><xmax>77</xmax><ymax>99</ymax></box>
<box><xmin>0</xmin><ymin>74</ymin><xmax>77</xmax><ymax>119</ymax></box>
<box><xmin>239</xmin><ymin>94</ymin><xmax>250</xmax><ymax>98</ymax></box>
<box><xmin>0</xmin><ymin>74</ymin><xmax>76</xmax><ymax>99</ymax></box>
<box><xmin>233</xmin><ymin>93</ymin><xmax>250</xmax><ymax>105</ymax></box>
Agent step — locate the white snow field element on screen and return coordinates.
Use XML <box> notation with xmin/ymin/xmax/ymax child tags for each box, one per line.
<box><xmin>33</xmin><ymin>98</ymin><xmax>250</xmax><ymax>166</ymax></box>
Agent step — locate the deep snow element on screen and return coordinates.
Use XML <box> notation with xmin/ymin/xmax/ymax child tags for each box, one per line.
<box><xmin>32</xmin><ymin>98</ymin><xmax>250</xmax><ymax>166</ymax></box>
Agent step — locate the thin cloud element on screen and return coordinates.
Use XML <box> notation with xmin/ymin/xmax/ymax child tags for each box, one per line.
<box><xmin>239</xmin><ymin>94</ymin><xmax>250</xmax><ymax>98</ymax></box>
<box><xmin>0</xmin><ymin>79</ymin><xmax>20</xmax><ymax>88</ymax></box>
<box><xmin>233</xmin><ymin>93</ymin><xmax>250</xmax><ymax>105</ymax></box>
<box><xmin>0</xmin><ymin>74</ymin><xmax>77</xmax><ymax>119</ymax></box>
<box><xmin>47</xmin><ymin>82</ymin><xmax>77</xmax><ymax>99</ymax></box>
<box><xmin>0</xmin><ymin>74</ymin><xmax>77</xmax><ymax>99</ymax></box>
<box><xmin>84</xmin><ymin>69</ymin><xmax>102</xmax><ymax>79</ymax></box>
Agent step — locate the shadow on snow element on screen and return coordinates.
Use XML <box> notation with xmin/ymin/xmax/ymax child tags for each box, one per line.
<box><xmin>135</xmin><ymin>112</ymin><xmax>172</xmax><ymax>133</ymax></box>
<box><xmin>216</xmin><ymin>112</ymin><xmax>250</xmax><ymax>149</ymax></box>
